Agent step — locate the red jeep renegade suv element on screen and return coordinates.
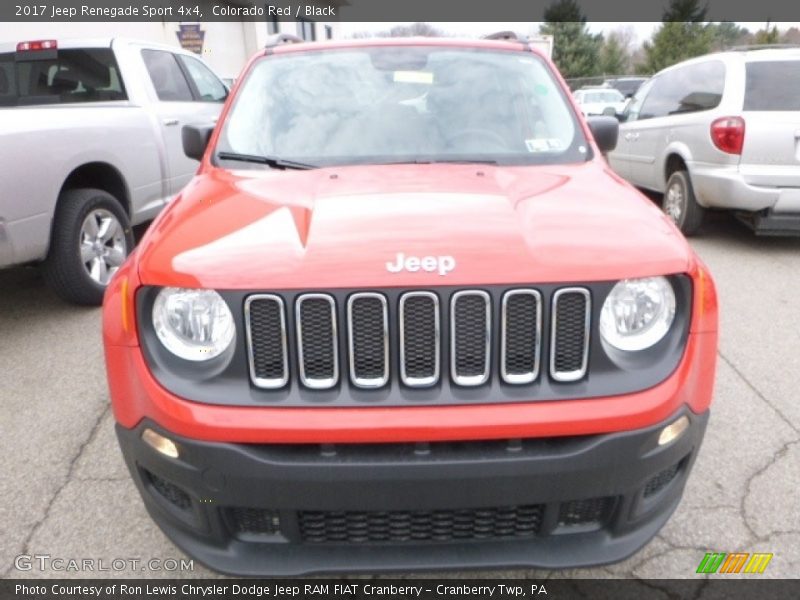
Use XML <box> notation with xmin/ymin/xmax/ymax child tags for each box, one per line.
<box><xmin>103</xmin><ymin>34</ymin><xmax>718</xmax><ymax>575</ymax></box>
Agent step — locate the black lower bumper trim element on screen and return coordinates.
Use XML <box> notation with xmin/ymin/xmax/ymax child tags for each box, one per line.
<box><xmin>115</xmin><ymin>408</ymin><xmax>709</xmax><ymax>576</ymax></box>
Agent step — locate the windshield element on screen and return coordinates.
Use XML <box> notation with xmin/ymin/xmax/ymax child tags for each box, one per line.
<box><xmin>217</xmin><ymin>47</ymin><xmax>588</xmax><ymax>167</ymax></box>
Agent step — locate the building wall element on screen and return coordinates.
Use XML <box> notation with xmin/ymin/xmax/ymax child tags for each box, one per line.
<box><xmin>0</xmin><ymin>20</ymin><xmax>341</xmax><ymax>79</ymax></box>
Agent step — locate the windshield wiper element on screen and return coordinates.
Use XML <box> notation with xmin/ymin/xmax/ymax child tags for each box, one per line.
<box><xmin>216</xmin><ymin>152</ymin><xmax>318</xmax><ymax>170</ymax></box>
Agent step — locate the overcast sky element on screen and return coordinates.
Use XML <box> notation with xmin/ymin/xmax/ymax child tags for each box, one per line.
<box><xmin>340</xmin><ymin>22</ymin><xmax>800</xmax><ymax>46</ymax></box>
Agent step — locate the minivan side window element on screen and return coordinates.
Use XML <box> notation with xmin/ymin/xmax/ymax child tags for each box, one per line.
<box><xmin>638</xmin><ymin>61</ymin><xmax>725</xmax><ymax>120</ymax></box>
<box><xmin>142</xmin><ymin>49</ymin><xmax>193</xmax><ymax>102</ymax></box>
<box><xmin>744</xmin><ymin>60</ymin><xmax>800</xmax><ymax>111</ymax></box>
<box><xmin>623</xmin><ymin>78</ymin><xmax>654</xmax><ymax>122</ymax></box>
<box><xmin>177</xmin><ymin>55</ymin><xmax>227</xmax><ymax>102</ymax></box>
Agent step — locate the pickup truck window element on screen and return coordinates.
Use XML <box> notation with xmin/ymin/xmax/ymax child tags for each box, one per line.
<box><xmin>178</xmin><ymin>54</ymin><xmax>228</xmax><ymax>102</ymax></box>
<box><xmin>0</xmin><ymin>49</ymin><xmax>126</xmax><ymax>107</ymax></box>
<box><xmin>218</xmin><ymin>47</ymin><xmax>587</xmax><ymax>168</ymax></box>
<box><xmin>142</xmin><ymin>49</ymin><xmax>193</xmax><ymax>102</ymax></box>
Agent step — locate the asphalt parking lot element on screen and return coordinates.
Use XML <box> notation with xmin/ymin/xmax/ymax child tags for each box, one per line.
<box><xmin>1</xmin><ymin>212</ymin><xmax>799</xmax><ymax>581</ymax></box>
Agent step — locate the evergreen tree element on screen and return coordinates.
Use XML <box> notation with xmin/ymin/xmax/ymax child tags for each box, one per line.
<box><xmin>640</xmin><ymin>0</ymin><xmax>712</xmax><ymax>74</ymax></box>
<box><xmin>600</xmin><ymin>32</ymin><xmax>629</xmax><ymax>75</ymax></box>
<box><xmin>539</xmin><ymin>0</ymin><xmax>604</xmax><ymax>78</ymax></box>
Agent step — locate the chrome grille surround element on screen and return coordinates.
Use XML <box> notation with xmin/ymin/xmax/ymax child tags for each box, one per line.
<box><xmin>450</xmin><ymin>290</ymin><xmax>492</xmax><ymax>387</ymax></box>
<box><xmin>399</xmin><ymin>291</ymin><xmax>441</xmax><ymax>387</ymax></box>
<box><xmin>244</xmin><ymin>294</ymin><xmax>289</xmax><ymax>389</ymax></box>
<box><xmin>347</xmin><ymin>292</ymin><xmax>389</xmax><ymax>388</ymax></box>
<box><xmin>295</xmin><ymin>293</ymin><xmax>339</xmax><ymax>389</ymax></box>
<box><xmin>549</xmin><ymin>287</ymin><xmax>591</xmax><ymax>382</ymax></box>
<box><xmin>500</xmin><ymin>289</ymin><xmax>543</xmax><ymax>384</ymax></box>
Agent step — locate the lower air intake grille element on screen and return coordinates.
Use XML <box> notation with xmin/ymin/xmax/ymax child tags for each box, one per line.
<box><xmin>299</xmin><ymin>504</ymin><xmax>543</xmax><ymax>544</ymax></box>
<box><xmin>558</xmin><ymin>497</ymin><xmax>612</xmax><ymax>527</ymax></box>
<box><xmin>228</xmin><ymin>507</ymin><xmax>281</xmax><ymax>536</ymax></box>
<box><xmin>146</xmin><ymin>471</ymin><xmax>191</xmax><ymax>511</ymax></box>
<box><xmin>644</xmin><ymin>462</ymin><xmax>681</xmax><ymax>497</ymax></box>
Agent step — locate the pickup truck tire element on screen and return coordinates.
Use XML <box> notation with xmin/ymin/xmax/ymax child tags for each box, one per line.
<box><xmin>663</xmin><ymin>170</ymin><xmax>705</xmax><ymax>236</ymax></box>
<box><xmin>43</xmin><ymin>188</ymin><xmax>134</xmax><ymax>306</ymax></box>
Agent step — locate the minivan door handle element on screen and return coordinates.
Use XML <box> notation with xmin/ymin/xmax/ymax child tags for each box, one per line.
<box><xmin>163</xmin><ymin>118</ymin><xmax>180</xmax><ymax>127</ymax></box>
<box><xmin>624</xmin><ymin>132</ymin><xmax>639</xmax><ymax>142</ymax></box>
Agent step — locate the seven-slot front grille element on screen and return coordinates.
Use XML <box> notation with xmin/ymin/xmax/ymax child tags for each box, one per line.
<box><xmin>246</xmin><ymin>287</ymin><xmax>592</xmax><ymax>391</ymax></box>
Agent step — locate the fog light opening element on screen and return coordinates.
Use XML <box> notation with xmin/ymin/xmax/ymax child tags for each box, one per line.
<box><xmin>658</xmin><ymin>416</ymin><xmax>689</xmax><ymax>446</ymax></box>
<box><xmin>142</xmin><ymin>428</ymin><xmax>180</xmax><ymax>459</ymax></box>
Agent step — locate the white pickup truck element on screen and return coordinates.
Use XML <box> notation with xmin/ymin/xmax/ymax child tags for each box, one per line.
<box><xmin>0</xmin><ymin>37</ymin><xmax>228</xmax><ymax>304</ymax></box>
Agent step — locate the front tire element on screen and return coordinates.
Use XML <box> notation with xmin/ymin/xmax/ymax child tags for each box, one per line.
<box><xmin>43</xmin><ymin>188</ymin><xmax>133</xmax><ymax>306</ymax></box>
<box><xmin>663</xmin><ymin>170</ymin><xmax>705</xmax><ymax>236</ymax></box>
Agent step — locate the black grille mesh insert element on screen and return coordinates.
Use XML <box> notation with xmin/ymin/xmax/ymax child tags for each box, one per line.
<box><xmin>553</xmin><ymin>292</ymin><xmax>589</xmax><ymax>376</ymax></box>
<box><xmin>248</xmin><ymin>298</ymin><xmax>286</xmax><ymax>383</ymax></box>
<box><xmin>558</xmin><ymin>497</ymin><xmax>611</xmax><ymax>527</ymax></box>
<box><xmin>349</xmin><ymin>296</ymin><xmax>387</xmax><ymax>383</ymax></box>
<box><xmin>298</xmin><ymin>297</ymin><xmax>336</xmax><ymax>381</ymax></box>
<box><xmin>402</xmin><ymin>295</ymin><xmax>438</xmax><ymax>382</ymax></box>
<box><xmin>452</xmin><ymin>293</ymin><xmax>489</xmax><ymax>381</ymax></box>
<box><xmin>299</xmin><ymin>505</ymin><xmax>543</xmax><ymax>544</ymax></box>
<box><xmin>503</xmin><ymin>293</ymin><xmax>540</xmax><ymax>378</ymax></box>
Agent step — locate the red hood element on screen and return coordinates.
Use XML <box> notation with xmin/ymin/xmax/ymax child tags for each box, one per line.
<box><xmin>136</xmin><ymin>162</ymin><xmax>693</xmax><ymax>289</ymax></box>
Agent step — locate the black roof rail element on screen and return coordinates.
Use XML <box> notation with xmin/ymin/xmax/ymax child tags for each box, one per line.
<box><xmin>483</xmin><ymin>31</ymin><xmax>519</xmax><ymax>41</ymax></box>
<box><xmin>728</xmin><ymin>44</ymin><xmax>800</xmax><ymax>51</ymax></box>
<box><xmin>265</xmin><ymin>33</ymin><xmax>304</xmax><ymax>48</ymax></box>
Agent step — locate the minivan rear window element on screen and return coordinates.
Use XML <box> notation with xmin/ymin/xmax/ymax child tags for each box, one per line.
<box><xmin>744</xmin><ymin>60</ymin><xmax>800</xmax><ymax>111</ymax></box>
<box><xmin>0</xmin><ymin>48</ymin><xmax>127</xmax><ymax>107</ymax></box>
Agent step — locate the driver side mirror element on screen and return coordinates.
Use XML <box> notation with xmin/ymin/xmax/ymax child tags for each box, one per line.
<box><xmin>182</xmin><ymin>123</ymin><xmax>215</xmax><ymax>161</ymax></box>
<box><xmin>587</xmin><ymin>116</ymin><xmax>619</xmax><ymax>153</ymax></box>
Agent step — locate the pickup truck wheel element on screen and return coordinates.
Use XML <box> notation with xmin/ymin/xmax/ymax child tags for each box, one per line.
<box><xmin>43</xmin><ymin>188</ymin><xmax>133</xmax><ymax>306</ymax></box>
<box><xmin>663</xmin><ymin>170</ymin><xmax>705</xmax><ymax>236</ymax></box>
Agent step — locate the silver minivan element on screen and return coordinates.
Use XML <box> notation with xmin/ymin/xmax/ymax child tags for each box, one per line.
<box><xmin>608</xmin><ymin>47</ymin><xmax>800</xmax><ymax>235</ymax></box>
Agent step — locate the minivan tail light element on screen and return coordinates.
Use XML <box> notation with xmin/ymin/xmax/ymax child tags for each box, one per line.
<box><xmin>16</xmin><ymin>40</ymin><xmax>57</xmax><ymax>52</ymax></box>
<box><xmin>710</xmin><ymin>116</ymin><xmax>745</xmax><ymax>155</ymax></box>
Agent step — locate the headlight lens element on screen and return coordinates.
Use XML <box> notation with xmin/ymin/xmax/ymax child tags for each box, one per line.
<box><xmin>599</xmin><ymin>277</ymin><xmax>676</xmax><ymax>351</ymax></box>
<box><xmin>152</xmin><ymin>287</ymin><xmax>235</xmax><ymax>361</ymax></box>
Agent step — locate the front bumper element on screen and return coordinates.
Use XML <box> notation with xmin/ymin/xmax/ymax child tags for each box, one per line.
<box><xmin>116</xmin><ymin>408</ymin><xmax>708</xmax><ymax>576</ymax></box>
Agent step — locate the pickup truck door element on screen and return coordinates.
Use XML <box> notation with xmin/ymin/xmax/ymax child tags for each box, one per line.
<box><xmin>141</xmin><ymin>49</ymin><xmax>227</xmax><ymax>198</ymax></box>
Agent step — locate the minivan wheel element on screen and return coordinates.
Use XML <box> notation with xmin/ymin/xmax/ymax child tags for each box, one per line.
<box><xmin>43</xmin><ymin>188</ymin><xmax>134</xmax><ymax>306</ymax></box>
<box><xmin>663</xmin><ymin>170</ymin><xmax>705</xmax><ymax>236</ymax></box>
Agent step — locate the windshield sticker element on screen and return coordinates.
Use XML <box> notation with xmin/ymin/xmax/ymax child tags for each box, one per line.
<box><xmin>525</xmin><ymin>138</ymin><xmax>564</xmax><ymax>153</ymax></box>
<box><xmin>393</xmin><ymin>71</ymin><xmax>434</xmax><ymax>85</ymax></box>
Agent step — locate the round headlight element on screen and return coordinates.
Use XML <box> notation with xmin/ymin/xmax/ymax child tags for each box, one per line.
<box><xmin>152</xmin><ymin>288</ymin><xmax>235</xmax><ymax>361</ymax></box>
<box><xmin>599</xmin><ymin>277</ymin><xmax>676</xmax><ymax>352</ymax></box>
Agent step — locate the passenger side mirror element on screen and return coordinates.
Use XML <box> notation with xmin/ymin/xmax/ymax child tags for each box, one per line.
<box><xmin>587</xmin><ymin>116</ymin><xmax>619</xmax><ymax>153</ymax></box>
<box><xmin>182</xmin><ymin>124</ymin><xmax>215</xmax><ymax>161</ymax></box>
